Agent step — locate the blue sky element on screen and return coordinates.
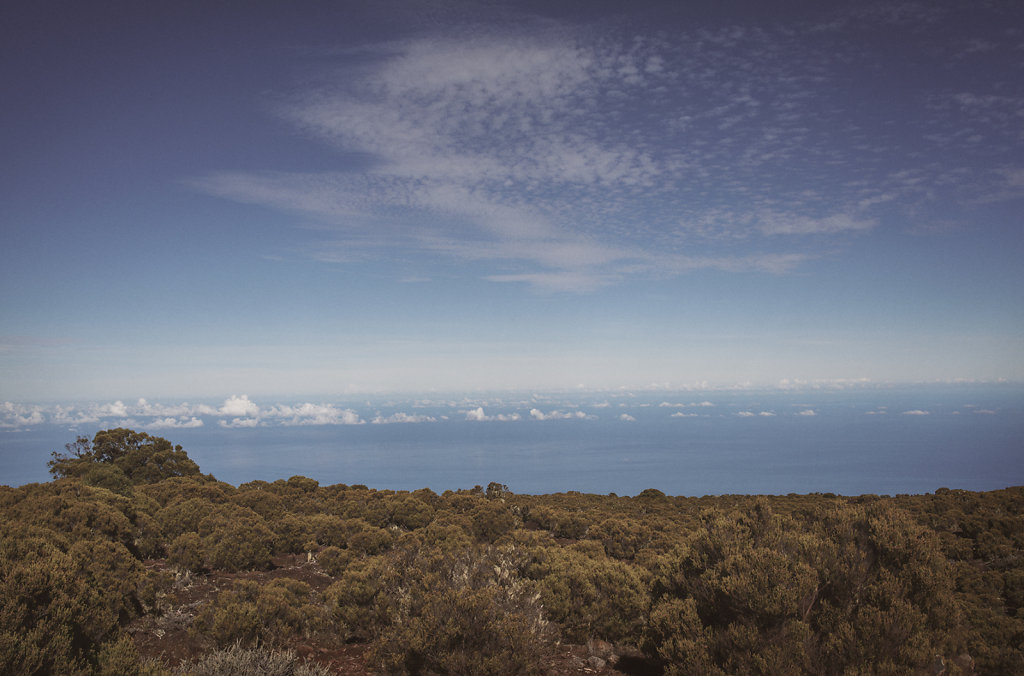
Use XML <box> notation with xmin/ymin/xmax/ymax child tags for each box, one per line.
<box><xmin>2</xmin><ymin>0</ymin><xmax>1022</xmax><ymax>401</ymax></box>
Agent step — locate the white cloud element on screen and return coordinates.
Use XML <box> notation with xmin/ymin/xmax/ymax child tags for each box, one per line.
<box><xmin>736</xmin><ymin>411</ymin><xmax>756</xmax><ymax>417</ymax></box>
<box><xmin>51</xmin><ymin>406</ymin><xmax>100</xmax><ymax>425</ymax></box>
<box><xmin>901</xmin><ymin>410</ymin><xmax>930</xmax><ymax>416</ymax></box>
<box><xmin>797</xmin><ymin>409</ymin><xmax>817</xmax><ymax>416</ymax></box>
<box><xmin>0</xmin><ymin>402</ymin><xmax>45</xmax><ymax>428</ymax></box>
<box><xmin>973</xmin><ymin>409</ymin><xmax>997</xmax><ymax>415</ymax></box>
<box><xmin>219</xmin><ymin>417</ymin><xmax>262</xmax><ymax>428</ymax></box>
<box><xmin>196</xmin><ymin>23</ymin><xmax>905</xmax><ymax>291</ymax></box>
<box><xmin>465</xmin><ymin>407</ymin><xmax>520</xmax><ymax>421</ymax></box>
<box><xmin>371</xmin><ymin>412</ymin><xmax>437</xmax><ymax>424</ymax></box>
<box><xmin>219</xmin><ymin>395</ymin><xmax>260</xmax><ymax>417</ymax></box>
<box><xmin>670</xmin><ymin>411</ymin><xmax>699</xmax><ymax>418</ymax></box>
<box><xmin>96</xmin><ymin>400</ymin><xmax>130</xmax><ymax>417</ymax></box>
<box><xmin>757</xmin><ymin>213</ymin><xmax>876</xmax><ymax>236</ymax></box>
<box><xmin>145</xmin><ymin>416</ymin><xmax>204</xmax><ymax>430</ymax></box>
<box><xmin>759</xmin><ymin>411</ymin><xmax>776</xmax><ymax>417</ymax></box>
<box><xmin>659</xmin><ymin>400</ymin><xmax>715</xmax><ymax>408</ymax></box>
<box><xmin>264</xmin><ymin>403</ymin><xmax>364</xmax><ymax>426</ymax></box>
<box><xmin>619</xmin><ymin>413</ymin><xmax>637</xmax><ymax>421</ymax></box>
<box><xmin>529</xmin><ymin>408</ymin><xmax>595</xmax><ymax>421</ymax></box>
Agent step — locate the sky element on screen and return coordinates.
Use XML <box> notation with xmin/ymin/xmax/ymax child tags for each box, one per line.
<box><xmin>2</xmin><ymin>0</ymin><xmax>1023</xmax><ymax>402</ymax></box>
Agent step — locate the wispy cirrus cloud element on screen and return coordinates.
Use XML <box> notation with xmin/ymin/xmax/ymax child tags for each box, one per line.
<box><xmin>180</xmin><ymin>4</ymin><xmax>1024</xmax><ymax>290</ymax></box>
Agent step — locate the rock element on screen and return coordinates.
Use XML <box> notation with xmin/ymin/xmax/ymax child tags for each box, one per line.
<box><xmin>588</xmin><ymin>655</ymin><xmax>607</xmax><ymax>670</ymax></box>
<box><xmin>587</xmin><ymin>638</ymin><xmax>614</xmax><ymax>659</ymax></box>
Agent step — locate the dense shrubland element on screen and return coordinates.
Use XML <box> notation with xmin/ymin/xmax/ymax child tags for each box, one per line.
<box><xmin>1</xmin><ymin>429</ymin><xmax>1022</xmax><ymax>674</ymax></box>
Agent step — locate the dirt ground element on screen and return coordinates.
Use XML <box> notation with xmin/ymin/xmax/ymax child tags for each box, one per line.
<box><xmin>128</xmin><ymin>554</ymin><xmax>661</xmax><ymax>675</ymax></box>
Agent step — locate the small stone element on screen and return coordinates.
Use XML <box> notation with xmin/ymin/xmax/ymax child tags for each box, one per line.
<box><xmin>587</xmin><ymin>638</ymin><xmax>614</xmax><ymax>659</ymax></box>
<box><xmin>588</xmin><ymin>655</ymin><xmax>607</xmax><ymax>670</ymax></box>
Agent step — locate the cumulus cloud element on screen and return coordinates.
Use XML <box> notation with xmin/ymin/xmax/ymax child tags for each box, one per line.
<box><xmin>901</xmin><ymin>410</ymin><xmax>930</xmax><ymax>416</ymax></box>
<box><xmin>797</xmin><ymin>409</ymin><xmax>817</xmax><ymax>416</ymax></box>
<box><xmin>659</xmin><ymin>400</ymin><xmax>715</xmax><ymax>408</ymax></box>
<box><xmin>619</xmin><ymin>413</ymin><xmax>637</xmax><ymax>421</ymax></box>
<box><xmin>264</xmin><ymin>403</ymin><xmax>364</xmax><ymax>426</ymax></box>
<box><xmin>529</xmin><ymin>408</ymin><xmax>595</xmax><ymax>421</ymax></box>
<box><xmin>145</xmin><ymin>417</ymin><xmax>205</xmax><ymax>430</ymax></box>
<box><xmin>671</xmin><ymin>412</ymin><xmax>699</xmax><ymax>418</ymax></box>
<box><xmin>0</xmin><ymin>402</ymin><xmax>45</xmax><ymax>428</ymax></box>
<box><xmin>219</xmin><ymin>395</ymin><xmax>260</xmax><ymax>417</ymax></box>
<box><xmin>371</xmin><ymin>412</ymin><xmax>437</xmax><ymax>424</ymax></box>
<box><xmin>51</xmin><ymin>406</ymin><xmax>100</xmax><ymax>425</ymax></box>
<box><xmin>465</xmin><ymin>407</ymin><xmax>521</xmax><ymax>422</ymax></box>
<box><xmin>96</xmin><ymin>400</ymin><xmax>130</xmax><ymax>417</ymax></box>
<box><xmin>219</xmin><ymin>417</ymin><xmax>263</xmax><ymax>428</ymax></box>
<box><xmin>736</xmin><ymin>411</ymin><xmax>756</xmax><ymax>417</ymax></box>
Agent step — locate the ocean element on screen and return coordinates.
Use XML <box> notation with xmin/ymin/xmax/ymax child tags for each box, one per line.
<box><xmin>2</xmin><ymin>384</ymin><xmax>1021</xmax><ymax>496</ymax></box>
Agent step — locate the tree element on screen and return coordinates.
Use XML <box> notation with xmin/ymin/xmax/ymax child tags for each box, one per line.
<box><xmin>49</xmin><ymin>429</ymin><xmax>202</xmax><ymax>485</ymax></box>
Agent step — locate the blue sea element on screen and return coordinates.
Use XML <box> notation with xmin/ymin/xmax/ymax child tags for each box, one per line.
<box><xmin>2</xmin><ymin>384</ymin><xmax>1022</xmax><ymax>496</ymax></box>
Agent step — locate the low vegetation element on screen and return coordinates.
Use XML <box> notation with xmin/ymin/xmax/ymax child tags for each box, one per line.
<box><xmin>1</xmin><ymin>429</ymin><xmax>1021</xmax><ymax>674</ymax></box>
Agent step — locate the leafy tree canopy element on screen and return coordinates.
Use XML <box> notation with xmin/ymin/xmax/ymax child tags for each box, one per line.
<box><xmin>48</xmin><ymin>428</ymin><xmax>203</xmax><ymax>486</ymax></box>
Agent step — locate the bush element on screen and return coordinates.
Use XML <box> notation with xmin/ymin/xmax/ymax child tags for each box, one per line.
<box><xmin>167</xmin><ymin>533</ymin><xmax>203</xmax><ymax>573</ymax></box>
<box><xmin>366</xmin><ymin>544</ymin><xmax>554</xmax><ymax>675</ymax></box>
<box><xmin>197</xmin><ymin>505</ymin><xmax>276</xmax><ymax>572</ymax></box>
<box><xmin>49</xmin><ymin>429</ymin><xmax>202</xmax><ymax>485</ymax></box>
<box><xmin>468</xmin><ymin>501</ymin><xmax>520</xmax><ymax>543</ymax></box>
<box><xmin>536</xmin><ymin>547</ymin><xmax>649</xmax><ymax>644</ymax></box>
<box><xmin>180</xmin><ymin>642</ymin><xmax>332</xmax><ymax>676</ymax></box>
<box><xmin>324</xmin><ymin>555</ymin><xmax>400</xmax><ymax>641</ymax></box>
<box><xmin>190</xmin><ymin>579</ymin><xmax>327</xmax><ymax>648</ymax></box>
<box><xmin>317</xmin><ymin>546</ymin><xmax>351</xmax><ymax>577</ymax></box>
<box><xmin>587</xmin><ymin>517</ymin><xmax>650</xmax><ymax>560</ymax></box>
<box><xmin>0</xmin><ymin>530</ymin><xmax>145</xmax><ymax>675</ymax></box>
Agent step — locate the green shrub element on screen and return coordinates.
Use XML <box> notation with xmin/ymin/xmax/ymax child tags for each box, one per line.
<box><xmin>0</xmin><ymin>529</ymin><xmax>145</xmax><ymax>675</ymax></box>
<box><xmin>167</xmin><ymin>532</ymin><xmax>203</xmax><ymax>573</ymax></box>
<box><xmin>587</xmin><ymin>517</ymin><xmax>650</xmax><ymax>560</ymax></box>
<box><xmin>317</xmin><ymin>546</ymin><xmax>352</xmax><ymax>577</ymax></box>
<box><xmin>197</xmin><ymin>505</ymin><xmax>276</xmax><ymax>572</ymax></box>
<box><xmin>468</xmin><ymin>501</ymin><xmax>520</xmax><ymax>543</ymax></box>
<box><xmin>200</xmin><ymin>520</ymin><xmax>275</xmax><ymax>572</ymax></box>
<box><xmin>536</xmin><ymin>547</ymin><xmax>649</xmax><ymax>644</ymax></box>
<box><xmin>323</xmin><ymin>555</ymin><xmax>400</xmax><ymax>641</ymax></box>
<box><xmin>179</xmin><ymin>643</ymin><xmax>332</xmax><ymax>676</ymax></box>
<box><xmin>366</xmin><ymin>544</ymin><xmax>554</xmax><ymax>675</ymax></box>
<box><xmin>389</xmin><ymin>496</ymin><xmax>435</xmax><ymax>530</ymax></box>
<box><xmin>155</xmin><ymin>497</ymin><xmax>218</xmax><ymax>541</ymax></box>
<box><xmin>190</xmin><ymin>579</ymin><xmax>327</xmax><ymax>648</ymax></box>
<box><xmin>49</xmin><ymin>429</ymin><xmax>202</xmax><ymax>485</ymax></box>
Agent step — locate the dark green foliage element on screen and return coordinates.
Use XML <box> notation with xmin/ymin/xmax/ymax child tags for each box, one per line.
<box><xmin>389</xmin><ymin>495</ymin><xmax>436</xmax><ymax>530</ymax></box>
<box><xmin>316</xmin><ymin>545</ymin><xmax>352</xmax><ymax>577</ymax></box>
<box><xmin>534</xmin><ymin>546</ymin><xmax>649</xmax><ymax>643</ymax></box>
<box><xmin>0</xmin><ymin>524</ymin><xmax>146</xmax><ymax>675</ymax></box>
<box><xmin>586</xmin><ymin>516</ymin><xmax>650</xmax><ymax>560</ymax></box>
<box><xmin>468</xmin><ymin>499</ymin><xmax>521</xmax><ymax>542</ymax></box>
<box><xmin>191</xmin><ymin>579</ymin><xmax>328</xmax><ymax>648</ymax></box>
<box><xmin>198</xmin><ymin>507</ymin><xmax>276</xmax><ymax>572</ymax></box>
<box><xmin>645</xmin><ymin>500</ymin><xmax>966</xmax><ymax>674</ymax></box>
<box><xmin>49</xmin><ymin>429</ymin><xmax>201</xmax><ymax>485</ymax></box>
<box><xmin>180</xmin><ymin>643</ymin><xmax>332</xmax><ymax>676</ymax></box>
<box><xmin>166</xmin><ymin>532</ymin><xmax>203</xmax><ymax>573</ymax></box>
<box><xmin>363</xmin><ymin>543</ymin><xmax>555</xmax><ymax>675</ymax></box>
<box><xmin>2</xmin><ymin>430</ymin><xmax>1023</xmax><ymax>675</ymax></box>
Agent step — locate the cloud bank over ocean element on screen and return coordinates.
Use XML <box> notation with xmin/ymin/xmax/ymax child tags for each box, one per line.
<box><xmin>1</xmin><ymin>383</ymin><xmax>1015</xmax><ymax>432</ymax></box>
